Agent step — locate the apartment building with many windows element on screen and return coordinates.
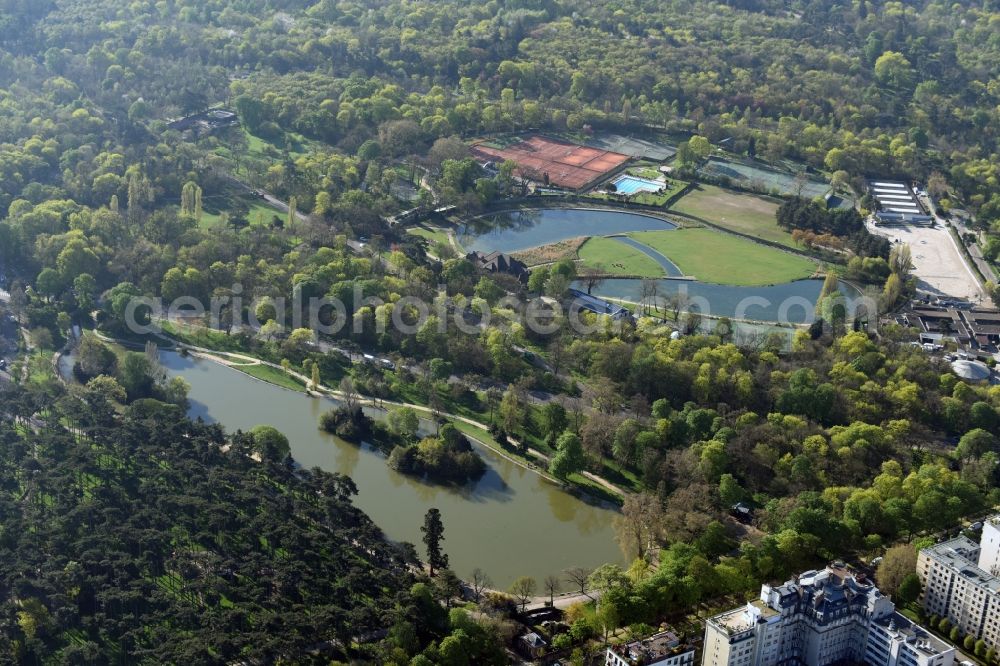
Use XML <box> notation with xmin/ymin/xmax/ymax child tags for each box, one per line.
<box><xmin>917</xmin><ymin>524</ymin><xmax>1000</xmax><ymax>648</ymax></box>
<box><xmin>703</xmin><ymin>567</ymin><xmax>953</xmax><ymax>666</ymax></box>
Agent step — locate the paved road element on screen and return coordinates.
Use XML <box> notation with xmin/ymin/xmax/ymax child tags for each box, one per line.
<box><xmin>918</xmin><ymin>192</ymin><xmax>996</xmax><ymax>286</ymax></box>
<box><xmin>465</xmin><ymin>582</ymin><xmax>602</xmax><ymax>612</ymax></box>
<box><xmin>525</xmin><ymin>589</ymin><xmax>600</xmax><ymax>611</ymax></box>
<box><xmin>260</xmin><ymin>192</ymin><xmax>306</xmax><ymax>223</ymax></box>
<box><xmin>951</xmin><ymin>216</ymin><xmax>996</xmax><ymax>285</ymax></box>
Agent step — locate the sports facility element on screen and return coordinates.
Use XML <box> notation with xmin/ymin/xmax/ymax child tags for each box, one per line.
<box><xmin>580</xmin><ymin>132</ymin><xmax>676</xmax><ymax>161</ymax></box>
<box><xmin>628</xmin><ymin>228</ymin><xmax>817</xmax><ymax>286</ymax></box>
<box><xmin>698</xmin><ymin>157</ymin><xmax>829</xmax><ymax>199</ymax></box>
<box><xmin>612</xmin><ymin>174</ymin><xmax>663</xmax><ymax>195</ymax></box>
<box><xmin>669</xmin><ymin>184</ymin><xmax>795</xmax><ymax>248</ymax></box>
<box><xmin>471</xmin><ymin>135</ymin><xmax>630</xmax><ymax>190</ymax></box>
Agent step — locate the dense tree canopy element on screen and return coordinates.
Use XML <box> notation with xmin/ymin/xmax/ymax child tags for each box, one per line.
<box><xmin>0</xmin><ymin>380</ymin><xmax>418</xmax><ymax>662</ymax></box>
<box><xmin>0</xmin><ymin>0</ymin><xmax>999</xmax><ymax>655</ymax></box>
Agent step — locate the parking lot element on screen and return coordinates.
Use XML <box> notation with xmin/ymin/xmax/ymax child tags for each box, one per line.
<box><xmin>868</xmin><ymin>221</ymin><xmax>986</xmax><ymax>303</ymax></box>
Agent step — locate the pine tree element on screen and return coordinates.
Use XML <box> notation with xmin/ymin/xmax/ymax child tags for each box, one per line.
<box><xmin>421</xmin><ymin>508</ymin><xmax>448</xmax><ymax>576</ymax></box>
<box><xmin>311</xmin><ymin>363</ymin><xmax>320</xmax><ymax>391</ymax></box>
<box><xmin>287</xmin><ymin>196</ymin><xmax>297</xmax><ymax>229</ymax></box>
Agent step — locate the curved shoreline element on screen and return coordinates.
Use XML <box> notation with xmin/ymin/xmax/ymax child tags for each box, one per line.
<box><xmin>186</xmin><ymin>348</ymin><xmax>624</xmax><ymax>506</ymax></box>
<box><xmin>65</xmin><ymin>334</ymin><xmax>626</xmax><ymax>506</ymax></box>
<box><xmin>460</xmin><ymin>205</ymin><xmax>830</xmax><ymax>291</ymax></box>
<box><xmin>467</xmin><ymin>204</ymin><xmax>681</xmax><ymax>226</ymax></box>
<box><xmin>459</xmin><ymin>207</ymin><xmax>678</xmax><ymax>255</ymax></box>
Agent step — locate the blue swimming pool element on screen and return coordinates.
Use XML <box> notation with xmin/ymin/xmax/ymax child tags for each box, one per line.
<box><xmin>613</xmin><ymin>174</ymin><xmax>662</xmax><ymax>195</ymax></box>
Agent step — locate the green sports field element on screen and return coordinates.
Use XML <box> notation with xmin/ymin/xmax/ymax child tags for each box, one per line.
<box><xmin>629</xmin><ymin>228</ymin><xmax>817</xmax><ymax>285</ymax></box>
<box><xmin>669</xmin><ymin>184</ymin><xmax>796</xmax><ymax>248</ymax></box>
<box><xmin>577</xmin><ymin>237</ymin><xmax>665</xmax><ymax>277</ymax></box>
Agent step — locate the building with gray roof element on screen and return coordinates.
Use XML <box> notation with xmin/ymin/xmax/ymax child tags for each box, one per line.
<box><xmin>704</xmin><ymin>567</ymin><xmax>953</xmax><ymax>666</ymax></box>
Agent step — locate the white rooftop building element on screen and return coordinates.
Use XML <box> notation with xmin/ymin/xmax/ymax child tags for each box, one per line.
<box><xmin>980</xmin><ymin>518</ymin><xmax>1000</xmax><ymax>576</ymax></box>
<box><xmin>869</xmin><ymin>180</ymin><xmax>933</xmax><ymax>224</ymax></box>
<box><xmin>704</xmin><ymin>567</ymin><xmax>953</xmax><ymax>666</ymax></box>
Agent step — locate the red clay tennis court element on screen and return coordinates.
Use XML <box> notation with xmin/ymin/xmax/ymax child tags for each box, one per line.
<box><xmin>471</xmin><ymin>135</ymin><xmax>630</xmax><ymax>190</ymax></box>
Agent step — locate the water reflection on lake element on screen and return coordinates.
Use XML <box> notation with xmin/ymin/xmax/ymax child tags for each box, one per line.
<box><xmin>460</xmin><ymin>208</ymin><xmax>676</xmax><ymax>254</ymax></box>
<box><xmin>583</xmin><ymin>278</ymin><xmax>858</xmax><ymax>324</ymax></box>
<box><xmin>463</xmin><ymin>208</ymin><xmax>858</xmax><ymax>325</ymax></box>
<box><xmin>162</xmin><ymin>352</ymin><xmax>624</xmax><ymax>587</ymax></box>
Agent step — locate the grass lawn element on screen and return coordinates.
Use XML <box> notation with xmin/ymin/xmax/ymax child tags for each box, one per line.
<box><xmin>243</xmin><ymin>126</ymin><xmax>311</xmax><ymax>161</ymax></box>
<box><xmin>391</xmin><ymin>163</ymin><xmax>423</xmax><ymax>186</ymax></box>
<box><xmin>450</xmin><ymin>413</ymin><xmax>623</xmax><ymax>503</ymax></box>
<box><xmin>211</xmin><ymin>126</ymin><xmax>312</xmax><ymax>181</ymax></box>
<box><xmin>628</xmin><ymin>165</ymin><xmax>666</xmax><ymax>180</ymax></box>
<box><xmin>670</xmin><ymin>184</ymin><xmax>796</xmax><ymax>247</ymax></box>
<box><xmin>407</xmin><ymin>226</ymin><xmax>451</xmax><ymax>247</ymax></box>
<box><xmin>25</xmin><ymin>351</ymin><xmax>56</xmax><ymax>385</ymax></box>
<box><xmin>629</xmin><ymin>228</ymin><xmax>817</xmax><ymax>285</ymax></box>
<box><xmin>235</xmin><ymin>363</ymin><xmax>307</xmax><ymax>393</ymax></box>
<box><xmin>577</xmin><ymin>237</ymin><xmax>665</xmax><ymax>277</ymax></box>
<box><xmin>160</xmin><ymin>321</ymin><xmax>246</xmax><ymax>353</ymax></box>
<box><xmin>158</xmin><ymin>322</ymin><xmax>305</xmax><ymax>392</ymax></box>
<box><xmin>452</xmin><ymin>421</ymin><xmax>544</xmax><ymax>467</ymax></box>
<box><xmin>199</xmin><ymin>197</ymin><xmax>287</xmax><ymax>229</ymax></box>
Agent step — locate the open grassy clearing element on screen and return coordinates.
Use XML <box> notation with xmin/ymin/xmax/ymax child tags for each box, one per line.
<box><xmin>25</xmin><ymin>351</ymin><xmax>56</xmax><ymax>385</ymax></box>
<box><xmin>629</xmin><ymin>228</ymin><xmax>817</xmax><ymax>285</ymax></box>
<box><xmin>210</xmin><ymin>126</ymin><xmax>312</xmax><ymax>181</ymax></box>
<box><xmin>669</xmin><ymin>184</ymin><xmax>796</xmax><ymax>247</ymax></box>
<box><xmin>390</xmin><ymin>163</ymin><xmax>423</xmax><ymax>186</ymax></box>
<box><xmin>453</xmin><ymin>422</ymin><xmax>624</xmax><ymax>503</ymax></box>
<box><xmin>242</xmin><ymin>126</ymin><xmax>311</xmax><ymax>161</ymax></box>
<box><xmin>159</xmin><ymin>320</ymin><xmax>246</xmax><ymax>353</ymax></box>
<box><xmin>577</xmin><ymin>237</ymin><xmax>665</xmax><ymax>277</ymax></box>
<box><xmin>406</xmin><ymin>226</ymin><xmax>450</xmax><ymax>247</ymax></box>
<box><xmin>628</xmin><ymin>165</ymin><xmax>663</xmax><ymax>179</ymax></box>
<box><xmin>199</xmin><ymin>197</ymin><xmax>287</xmax><ymax>229</ymax></box>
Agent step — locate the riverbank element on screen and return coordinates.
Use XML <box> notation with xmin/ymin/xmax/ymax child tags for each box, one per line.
<box><xmin>158</xmin><ymin>349</ymin><xmax>627</xmax><ymax>585</ymax></box>
<box><xmin>82</xmin><ymin>326</ymin><xmax>628</xmax><ymax>505</ymax></box>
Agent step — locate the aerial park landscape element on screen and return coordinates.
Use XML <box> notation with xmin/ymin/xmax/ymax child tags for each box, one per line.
<box><xmin>1</xmin><ymin>0</ymin><xmax>1000</xmax><ymax>663</ymax></box>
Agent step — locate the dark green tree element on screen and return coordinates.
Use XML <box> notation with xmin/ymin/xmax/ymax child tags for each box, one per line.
<box><xmin>421</xmin><ymin>507</ymin><xmax>448</xmax><ymax>576</ymax></box>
